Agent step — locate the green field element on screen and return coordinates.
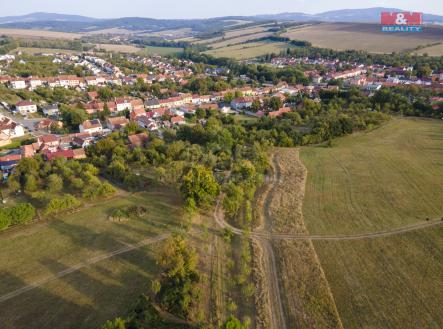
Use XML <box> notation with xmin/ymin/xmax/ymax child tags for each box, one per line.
<box><xmin>300</xmin><ymin>118</ymin><xmax>443</xmax><ymax>328</ymax></box>
<box><xmin>204</xmin><ymin>42</ymin><xmax>291</xmax><ymax>60</ymax></box>
<box><xmin>0</xmin><ymin>190</ymin><xmax>184</xmax><ymax>329</ymax></box>
<box><xmin>137</xmin><ymin>45</ymin><xmax>184</xmax><ymax>56</ymax></box>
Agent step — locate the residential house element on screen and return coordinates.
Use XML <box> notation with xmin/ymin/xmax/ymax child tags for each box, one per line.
<box><xmin>231</xmin><ymin>97</ymin><xmax>253</xmax><ymax>110</ymax></box>
<box><xmin>36</xmin><ymin>119</ymin><xmax>63</xmax><ymax>131</ymax></box>
<box><xmin>42</xmin><ymin>103</ymin><xmax>59</xmax><ymax>117</ymax></box>
<box><xmin>10</xmin><ymin>79</ymin><xmax>26</xmax><ymax>90</ymax></box>
<box><xmin>136</xmin><ymin>116</ymin><xmax>158</xmax><ymax>131</ymax></box>
<box><xmin>130</xmin><ymin>108</ymin><xmax>147</xmax><ymax>121</ymax></box>
<box><xmin>16</xmin><ymin>101</ymin><xmax>37</xmax><ymax>115</ymax></box>
<box><xmin>79</xmin><ymin>119</ymin><xmax>103</xmax><ymax>134</ymax></box>
<box><xmin>115</xmin><ymin>98</ymin><xmax>133</xmax><ymax>112</ymax></box>
<box><xmin>171</xmin><ymin>116</ymin><xmax>186</xmax><ymax>125</ymax></box>
<box><xmin>107</xmin><ymin>116</ymin><xmax>129</xmax><ymax>130</ymax></box>
<box><xmin>0</xmin><ymin>115</ymin><xmax>25</xmax><ymax>138</ymax></box>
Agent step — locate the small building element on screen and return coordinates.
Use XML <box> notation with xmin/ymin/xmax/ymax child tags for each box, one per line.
<box><xmin>79</xmin><ymin>119</ymin><xmax>103</xmax><ymax>134</ymax></box>
<box><xmin>16</xmin><ymin>101</ymin><xmax>37</xmax><ymax>115</ymax></box>
<box><xmin>10</xmin><ymin>79</ymin><xmax>26</xmax><ymax>90</ymax></box>
<box><xmin>231</xmin><ymin>97</ymin><xmax>253</xmax><ymax>110</ymax></box>
<box><xmin>107</xmin><ymin>116</ymin><xmax>129</xmax><ymax>131</ymax></box>
<box><xmin>42</xmin><ymin>104</ymin><xmax>59</xmax><ymax>117</ymax></box>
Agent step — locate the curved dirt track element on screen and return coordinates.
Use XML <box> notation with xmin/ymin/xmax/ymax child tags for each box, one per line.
<box><xmin>214</xmin><ymin>200</ymin><xmax>443</xmax><ymax>242</ymax></box>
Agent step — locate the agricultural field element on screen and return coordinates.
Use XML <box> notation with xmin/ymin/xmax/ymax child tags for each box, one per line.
<box><xmin>414</xmin><ymin>42</ymin><xmax>443</xmax><ymax>56</ymax></box>
<box><xmin>256</xmin><ymin>148</ymin><xmax>343</xmax><ymax>329</ymax></box>
<box><xmin>194</xmin><ymin>24</ymin><xmax>272</xmax><ymax>45</ymax></box>
<box><xmin>208</xmin><ymin>32</ymin><xmax>273</xmax><ymax>49</ymax></box>
<box><xmin>0</xmin><ymin>28</ymin><xmax>82</xmax><ymax>40</ymax></box>
<box><xmin>94</xmin><ymin>43</ymin><xmax>141</xmax><ymax>53</ymax></box>
<box><xmin>137</xmin><ymin>45</ymin><xmax>184</xmax><ymax>56</ymax></box>
<box><xmin>0</xmin><ymin>189</ymin><xmax>186</xmax><ymax>329</ymax></box>
<box><xmin>300</xmin><ymin>118</ymin><xmax>443</xmax><ymax>329</ymax></box>
<box><xmin>204</xmin><ymin>41</ymin><xmax>291</xmax><ymax>60</ymax></box>
<box><xmin>282</xmin><ymin>23</ymin><xmax>443</xmax><ymax>54</ymax></box>
<box><xmin>14</xmin><ymin>47</ymin><xmax>80</xmax><ymax>55</ymax></box>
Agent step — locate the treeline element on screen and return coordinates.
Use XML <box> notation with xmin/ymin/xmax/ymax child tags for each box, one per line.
<box><xmin>6</xmin><ymin>156</ymin><xmax>115</xmax><ymax>217</ymax></box>
<box><xmin>0</xmin><ymin>36</ymin><xmax>18</xmax><ymax>54</ymax></box>
<box><xmin>17</xmin><ymin>39</ymin><xmax>94</xmax><ymax>51</ymax></box>
<box><xmin>246</xmin><ymin>35</ymin><xmax>311</xmax><ymax>47</ymax></box>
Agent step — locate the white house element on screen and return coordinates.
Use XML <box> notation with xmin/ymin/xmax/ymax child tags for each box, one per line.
<box><xmin>28</xmin><ymin>78</ymin><xmax>42</xmax><ymax>90</ymax></box>
<box><xmin>42</xmin><ymin>104</ymin><xmax>59</xmax><ymax>117</ymax></box>
<box><xmin>10</xmin><ymin>79</ymin><xmax>26</xmax><ymax>90</ymax></box>
<box><xmin>0</xmin><ymin>115</ymin><xmax>25</xmax><ymax>138</ymax></box>
<box><xmin>79</xmin><ymin>119</ymin><xmax>103</xmax><ymax>134</ymax></box>
<box><xmin>116</xmin><ymin>99</ymin><xmax>133</xmax><ymax>112</ymax></box>
<box><xmin>16</xmin><ymin>101</ymin><xmax>37</xmax><ymax>115</ymax></box>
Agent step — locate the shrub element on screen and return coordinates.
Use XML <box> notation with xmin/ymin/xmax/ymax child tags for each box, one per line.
<box><xmin>0</xmin><ymin>203</ymin><xmax>36</xmax><ymax>230</ymax></box>
<box><xmin>44</xmin><ymin>194</ymin><xmax>81</xmax><ymax>215</ymax></box>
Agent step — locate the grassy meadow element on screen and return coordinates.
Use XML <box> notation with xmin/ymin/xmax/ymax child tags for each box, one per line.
<box><xmin>0</xmin><ymin>189</ymin><xmax>185</xmax><ymax>329</ymax></box>
<box><xmin>204</xmin><ymin>42</ymin><xmax>291</xmax><ymax>60</ymax></box>
<box><xmin>137</xmin><ymin>45</ymin><xmax>184</xmax><ymax>56</ymax></box>
<box><xmin>300</xmin><ymin>118</ymin><xmax>443</xmax><ymax>329</ymax></box>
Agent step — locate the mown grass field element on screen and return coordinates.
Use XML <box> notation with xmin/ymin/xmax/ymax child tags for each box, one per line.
<box><xmin>137</xmin><ymin>45</ymin><xmax>184</xmax><ymax>56</ymax></box>
<box><xmin>300</xmin><ymin>118</ymin><xmax>443</xmax><ymax>328</ymax></box>
<box><xmin>0</xmin><ymin>189</ymin><xmax>185</xmax><ymax>329</ymax></box>
<box><xmin>282</xmin><ymin>23</ymin><xmax>443</xmax><ymax>54</ymax></box>
<box><xmin>204</xmin><ymin>41</ymin><xmax>291</xmax><ymax>60</ymax></box>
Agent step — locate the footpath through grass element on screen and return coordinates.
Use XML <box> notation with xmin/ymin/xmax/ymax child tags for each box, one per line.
<box><xmin>0</xmin><ymin>189</ymin><xmax>183</xmax><ymax>329</ymax></box>
<box><xmin>300</xmin><ymin>118</ymin><xmax>443</xmax><ymax>329</ymax></box>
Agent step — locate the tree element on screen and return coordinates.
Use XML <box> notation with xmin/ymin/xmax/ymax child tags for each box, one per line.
<box><xmin>221</xmin><ymin>316</ymin><xmax>248</xmax><ymax>329</ymax></box>
<box><xmin>24</xmin><ymin>174</ymin><xmax>38</xmax><ymax>193</ymax></box>
<box><xmin>101</xmin><ymin>318</ymin><xmax>126</xmax><ymax>329</ymax></box>
<box><xmin>180</xmin><ymin>165</ymin><xmax>219</xmax><ymax>210</ymax></box>
<box><xmin>98</xmin><ymin>87</ymin><xmax>113</xmax><ymax>101</ymax></box>
<box><xmin>46</xmin><ymin>174</ymin><xmax>63</xmax><ymax>193</ymax></box>
<box><xmin>251</xmin><ymin>99</ymin><xmax>261</xmax><ymax>112</ymax></box>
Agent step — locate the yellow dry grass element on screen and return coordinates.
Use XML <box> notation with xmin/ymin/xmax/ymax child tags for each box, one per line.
<box><xmin>413</xmin><ymin>43</ymin><xmax>443</xmax><ymax>56</ymax></box>
<box><xmin>94</xmin><ymin>43</ymin><xmax>140</xmax><ymax>53</ymax></box>
<box><xmin>0</xmin><ymin>28</ymin><xmax>82</xmax><ymax>40</ymax></box>
<box><xmin>258</xmin><ymin>148</ymin><xmax>344</xmax><ymax>329</ymax></box>
<box><xmin>204</xmin><ymin>42</ymin><xmax>290</xmax><ymax>60</ymax></box>
<box><xmin>282</xmin><ymin>23</ymin><xmax>443</xmax><ymax>53</ymax></box>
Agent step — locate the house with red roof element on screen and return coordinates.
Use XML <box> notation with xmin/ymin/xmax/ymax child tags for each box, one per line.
<box><xmin>16</xmin><ymin>101</ymin><xmax>37</xmax><ymax>115</ymax></box>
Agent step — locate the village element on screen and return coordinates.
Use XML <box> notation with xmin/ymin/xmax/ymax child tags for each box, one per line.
<box><xmin>1</xmin><ymin>50</ymin><xmax>442</xmax><ymax>180</ymax></box>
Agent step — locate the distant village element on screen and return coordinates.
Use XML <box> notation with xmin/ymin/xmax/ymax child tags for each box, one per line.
<box><xmin>1</xmin><ymin>51</ymin><xmax>442</xmax><ymax>180</ymax></box>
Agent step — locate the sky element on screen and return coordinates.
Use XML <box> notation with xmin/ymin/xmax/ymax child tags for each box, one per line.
<box><xmin>2</xmin><ymin>0</ymin><xmax>443</xmax><ymax>18</ymax></box>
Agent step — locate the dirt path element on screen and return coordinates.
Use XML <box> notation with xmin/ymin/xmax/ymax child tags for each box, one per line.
<box><xmin>0</xmin><ymin>234</ymin><xmax>169</xmax><ymax>303</ymax></box>
<box><xmin>213</xmin><ymin>199</ymin><xmax>443</xmax><ymax>242</ymax></box>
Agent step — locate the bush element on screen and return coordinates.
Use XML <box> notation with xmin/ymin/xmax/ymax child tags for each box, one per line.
<box><xmin>44</xmin><ymin>194</ymin><xmax>81</xmax><ymax>215</ymax></box>
<box><xmin>0</xmin><ymin>203</ymin><xmax>36</xmax><ymax>230</ymax></box>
